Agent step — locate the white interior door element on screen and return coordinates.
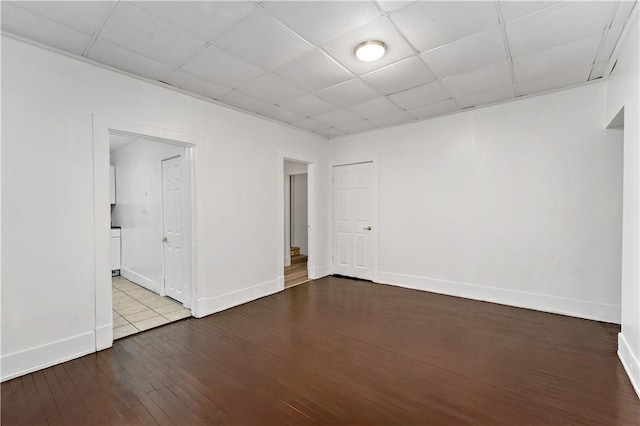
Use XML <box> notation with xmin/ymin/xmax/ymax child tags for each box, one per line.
<box><xmin>333</xmin><ymin>162</ymin><xmax>373</xmax><ymax>280</ymax></box>
<box><xmin>162</xmin><ymin>155</ymin><xmax>185</xmax><ymax>303</ymax></box>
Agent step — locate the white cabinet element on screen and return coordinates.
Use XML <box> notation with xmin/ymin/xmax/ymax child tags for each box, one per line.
<box><xmin>110</xmin><ymin>228</ymin><xmax>121</xmax><ymax>271</ymax></box>
<box><xmin>110</xmin><ymin>165</ymin><xmax>116</xmax><ymax>205</ymax></box>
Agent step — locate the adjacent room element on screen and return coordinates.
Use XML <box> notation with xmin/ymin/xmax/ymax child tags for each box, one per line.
<box><xmin>284</xmin><ymin>159</ymin><xmax>310</xmax><ymax>288</ymax></box>
<box><xmin>109</xmin><ymin>134</ymin><xmax>194</xmax><ymax>339</ymax></box>
<box><xmin>1</xmin><ymin>1</ymin><xmax>639</xmax><ymax>425</ymax></box>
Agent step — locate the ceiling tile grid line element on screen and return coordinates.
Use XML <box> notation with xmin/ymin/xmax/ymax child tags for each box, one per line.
<box><xmin>589</xmin><ymin>2</ymin><xmax>626</xmax><ymax>80</ymax></box>
<box><xmin>1</xmin><ymin>0</ymin><xmax>635</xmax><ymax>139</ymax></box>
<box><xmin>80</xmin><ymin>1</ymin><xmax>118</xmax><ymax>57</ymax></box>
<box><xmin>378</xmin><ymin>6</ymin><xmax>457</xmax><ymax>112</ymax></box>
<box><xmin>494</xmin><ymin>1</ymin><xmax>519</xmax><ymax>98</ymax></box>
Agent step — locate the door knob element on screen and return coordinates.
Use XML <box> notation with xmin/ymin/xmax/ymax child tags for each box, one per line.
<box><xmin>364</xmin><ymin>226</ymin><xmax>372</xmax><ymax>231</ymax></box>
<box><xmin>162</xmin><ymin>236</ymin><xmax>168</xmax><ymax>242</ymax></box>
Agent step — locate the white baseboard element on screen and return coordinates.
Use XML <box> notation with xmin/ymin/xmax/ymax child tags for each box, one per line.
<box><xmin>377</xmin><ymin>272</ymin><xmax>621</xmax><ymax>324</ymax></box>
<box><xmin>277</xmin><ymin>274</ymin><xmax>285</xmax><ymax>290</ymax></box>
<box><xmin>95</xmin><ymin>323</ymin><xmax>113</xmax><ymax>351</ymax></box>
<box><xmin>120</xmin><ymin>268</ymin><xmax>159</xmax><ymax>294</ymax></box>
<box><xmin>198</xmin><ymin>279</ymin><xmax>280</xmax><ymax>318</ymax></box>
<box><xmin>619</xmin><ymin>333</ymin><xmax>640</xmax><ymax>399</ymax></box>
<box><xmin>314</xmin><ymin>264</ymin><xmax>331</xmax><ymax>279</ymax></box>
<box><xmin>1</xmin><ymin>331</ymin><xmax>95</xmax><ymax>382</ymax></box>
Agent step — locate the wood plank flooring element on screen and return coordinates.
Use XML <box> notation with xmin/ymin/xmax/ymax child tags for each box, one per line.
<box><xmin>2</xmin><ymin>276</ymin><xmax>639</xmax><ymax>425</ymax></box>
<box><xmin>284</xmin><ymin>261</ymin><xmax>309</xmax><ymax>288</ymax></box>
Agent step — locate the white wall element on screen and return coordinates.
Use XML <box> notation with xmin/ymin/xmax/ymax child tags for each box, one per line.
<box><xmin>0</xmin><ymin>37</ymin><xmax>329</xmax><ymax>380</ymax></box>
<box><xmin>329</xmin><ymin>82</ymin><xmax>623</xmax><ymax>324</ymax></box>
<box><xmin>606</xmin><ymin>17</ymin><xmax>640</xmax><ymax>397</ymax></box>
<box><xmin>111</xmin><ymin>139</ymin><xmax>184</xmax><ymax>293</ymax></box>
<box><xmin>291</xmin><ymin>174</ymin><xmax>308</xmax><ymax>255</ymax></box>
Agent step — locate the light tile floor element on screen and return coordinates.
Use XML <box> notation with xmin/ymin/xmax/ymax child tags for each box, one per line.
<box><xmin>112</xmin><ymin>276</ymin><xmax>191</xmax><ymax>340</ymax></box>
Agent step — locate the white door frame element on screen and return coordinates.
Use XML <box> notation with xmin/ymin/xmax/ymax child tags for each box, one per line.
<box><xmin>92</xmin><ymin>115</ymin><xmax>204</xmax><ymax>351</ymax></box>
<box><xmin>277</xmin><ymin>151</ymin><xmax>317</xmax><ymax>290</ymax></box>
<box><xmin>329</xmin><ymin>152</ymin><xmax>380</xmax><ymax>282</ymax></box>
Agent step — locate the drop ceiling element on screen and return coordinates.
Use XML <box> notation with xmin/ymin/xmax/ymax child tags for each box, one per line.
<box><xmin>2</xmin><ymin>1</ymin><xmax>636</xmax><ymax>139</ymax></box>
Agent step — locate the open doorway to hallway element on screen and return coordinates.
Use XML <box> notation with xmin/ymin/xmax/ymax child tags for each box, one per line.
<box><xmin>284</xmin><ymin>160</ymin><xmax>310</xmax><ymax>288</ymax></box>
<box><xmin>109</xmin><ymin>134</ymin><xmax>194</xmax><ymax>339</ymax></box>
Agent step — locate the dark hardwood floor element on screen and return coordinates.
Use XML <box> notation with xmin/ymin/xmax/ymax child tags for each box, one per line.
<box><xmin>2</xmin><ymin>276</ymin><xmax>639</xmax><ymax>425</ymax></box>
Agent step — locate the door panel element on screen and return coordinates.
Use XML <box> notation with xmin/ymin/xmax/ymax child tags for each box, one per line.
<box><xmin>333</xmin><ymin>162</ymin><xmax>373</xmax><ymax>280</ymax></box>
<box><xmin>162</xmin><ymin>155</ymin><xmax>185</xmax><ymax>303</ymax></box>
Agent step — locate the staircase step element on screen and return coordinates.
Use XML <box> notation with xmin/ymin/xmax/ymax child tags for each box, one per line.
<box><xmin>291</xmin><ymin>254</ymin><xmax>308</xmax><ymax>264</ymax></box>
<box><xmin>290</xmin><ymin>246</ymin><xmax>300</xmax><ymax>257</ymax></box>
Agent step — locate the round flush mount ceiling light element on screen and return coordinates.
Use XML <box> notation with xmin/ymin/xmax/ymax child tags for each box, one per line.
<box><xmin>354</xmin><ymin>40</ymin><xmax>387</xmax><ymax>62</ymax></box>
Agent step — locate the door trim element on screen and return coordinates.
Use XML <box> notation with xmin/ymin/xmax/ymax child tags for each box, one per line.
<box><xmin>277</xmin><ymin>152</ymin><xmax>317</xmax><ymax>290</ymax></box>
<box><xmin>92</xmin><ymin>115</ymin><xmax>204</xmax><ymax>351</ymax></box>
<box><xmin>329</xmin><ymin>153</ymin><xmax>380</xmax><ymax>283</ymax></box>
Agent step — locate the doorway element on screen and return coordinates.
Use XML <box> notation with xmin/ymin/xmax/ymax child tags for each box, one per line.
<box><xmin>93</xmin><ymin>115</ymin><xmax>203</xmax><ymax>351</ymax></box>
<box><xmin>277</xmin><ymin>153</ymin><xmax>317</xmax><ymax>291</ymax></box>
<box><xmin>284</xmin><ymin>160</ymin><xmax>309</xmax><ymax>288</ymax></box>
<box><xmin>108</xmin><ymin>135</ymin><xmax>195</xmax><ymax>339</ymax></box>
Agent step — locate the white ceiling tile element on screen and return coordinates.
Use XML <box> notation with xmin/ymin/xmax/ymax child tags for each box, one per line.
<box><xmin>512</xmin><ymin>35</ymin><xmax>601</xmax><ymax>83</ymax></box>
<box><xmin>442</xmin><ymin>60</ymin><xmax>513</xmax><ymax>98</ymax></box>
<box><xmin>377</xmin><ymin>1</ymin><xmax>414</xmax><ymax>13</ymax></box>
<box><xmin>407</xmin><ymin>99</ymin><xmax>460</xmax><ymax>119</ymax></box>
<box><xmin>259</xmin><ymin>106</ymin><xmax>306</xmax><ymax>124</ymax></box>
<box><xmin>323</xmin><ymin>17</ymin><xmax>415</xmax><ymax>76</ymax></box>
<box><xmin>499</xmin><ymin>1</ymin><xmax>561</xmax><ymax>22</ymax></box>
<box><xmin>238</xmin><ymin>73</ymin><xmax>305</xmax><ymax>105</ymax></box>
<box><xmin>134</xmin><ymin>1</ymin><xmax>255</xmax><ymax>42</ymax></box>
<box><xmin>7</xmin><ymin>1</ymin><xmax>114</xmax><ymax>35</ymax></box>
<box><xmin>456</xmin><ymin>84</ymin><xmax>516</xmax><ymax>108</ymax></box>
<box><xmin>1</xmin><ymin>3</ymin><xmax>92</xmax><ymax>54</ymax></box>
<box><xmin>506</xmin><ymin>1</ymin><xmax>615</xmax><ymax>57</ymax></box>
<box><xmin>321</xmin><ymin>127</ymin><xmax>346</xmax><ymax>138</ymax></box>
<box><xmin>516</xmin><ymin>68</ymin><xmax>591</xmax><ymax>95</ymax></box>
<box><xmin>264</xmin><ymin>1</ymin><xmax>382</xmax><ymax>46</ymax></box>
<box><xmin>163</xmin><ymin>70</ymin><xmax>233</xmax><ymax>99</ymax></box>
<box><xmin>611</xmin><ymin>1</ymin><xmax>637</xmax><ymax>28</ymax></box>
<box><xmin>280</xmin><ymin>95</ymin><xmax>336</xmax><ymax>117</ymax></box>
<box><xmin>596</xmin><ymin>26</ymin><xmax>624</xmax><ymax>64</ymax></box>
<box><xmin>391</xmin><ymin>1</ymin><xmax>499</xmax><ymax>52</ymax></box>
<box><xmin>335</xmin><ymin>120</ymin><xmax>377</xmax><ymax>134</ymax></box>
<box><xmin>420</xmin><ymin>26</ymin><xmax>507</xmax><ymax>78</ymax></box>
<box><xmin>180</xmin><ymin>45</ymin><xmax>264</xmax><ymax>88</ymax></box>
<box><xmin>361</xmin><ymin>56</ymin><xmax>436</xmax><ymax>95</ymax></box>
<box><xmin>215</xmin><ymin>8</ymin><xmax>313</xmax><ymax>70</ymax></box>
<box><xmin>87</xmin><ymin>39</ymin><xmax>174</xmax><ymax>80</ymax></box>
<box><xmin>316</xmin><ymin>79</ymin><xmax>380</xmax><ymax>108</ymax></box>
<box><xmin>368</xmin><ymin>111</ymin><xmax>414</xmax><ymax>127</ymax></box>
<box><xmin>387</xmin><ymin>81</ymin><xmax>451</xmax><ymax>110</ymax></box>
<box><xmin>590</xmin><ymin>62</ymin><xmax>607</xmax><ymax>80</ymax></box>
<box><xmin>274</xmin><ymin>49</ymin><xmax>353</xmax><ymax>92</ymax></box>
<box><xmin>294</xmin><ymin>118</ymin><xmax>333</xmax><ymax>133</ymax></box>
<box><xmin>347</xmin><ymin>96</ymin><xmax>403</xmax><ymax>120</ymax></box>
<box><xmin>99</xmin><ymin>2</ymin><xmax>206</xmax><ymax>67</ymax></box>
<box><xmin>217</xmin><ymin>90</ymin><xmax>272</xmax><ymax>115</ymax></box>
<box><xmin>313</xmin><ymin>109</ymin><xmax>362</xmax><ymax>127</ymax></box>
